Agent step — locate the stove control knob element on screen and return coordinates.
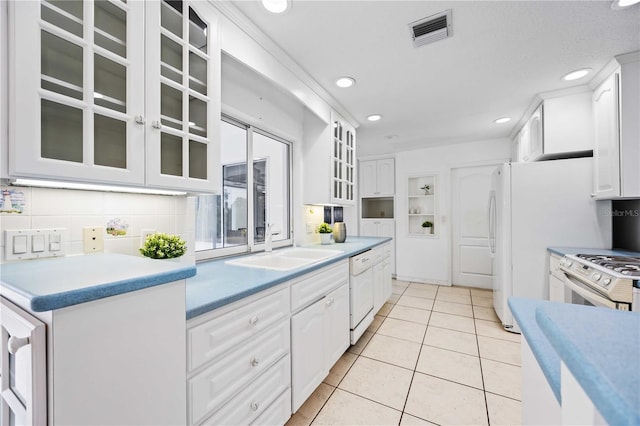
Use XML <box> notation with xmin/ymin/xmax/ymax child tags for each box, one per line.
<box><xmin>602</xmin><ymin>278</ymin><xmax>611</xmax><ymax>287</ymax></box>
<box><xmin>592</xmin><ymin>273</ymin><xmax>601</xmax><ymax>281</ymax></box>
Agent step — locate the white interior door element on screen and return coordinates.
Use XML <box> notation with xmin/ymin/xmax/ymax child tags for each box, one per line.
<box><xmin>451</xmin><ymin>165</ymin><xmax>497</xmax><ymax>288</ymax></box>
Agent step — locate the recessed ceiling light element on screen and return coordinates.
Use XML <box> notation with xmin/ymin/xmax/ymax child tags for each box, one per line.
<box><xmin>261</xmin><ymin>0</ymin><xmax>289</xmax><ymax>14</ymax></box>
<box><xmin>335</xmin><ymin>77</ymin><xmax>355</xmax><ymax>88</ymax></box>
<box><xmin>494</xmin><ymin>117</ymin><xmax>511</xmax><ymax>124</ymax></box>
<box><xmin>562</xmin><ymin>68</ymin><xmax>592</xmax><ymax>81</ymax></box>
<box><xmin>367</xmin><ymin>114</ymin><xmax>382</xmax><ymax>122</ymax></box>
<box><xmin>612</xmin><ymin>0</ymin><xmax>640</xmax><ymax>9</ymax></box>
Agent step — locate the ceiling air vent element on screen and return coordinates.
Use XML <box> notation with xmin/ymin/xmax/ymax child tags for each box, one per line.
<box><xmin>409</xmin><ymin>10</ymin><xmax>452</xmax><ymax>48</ymax></box>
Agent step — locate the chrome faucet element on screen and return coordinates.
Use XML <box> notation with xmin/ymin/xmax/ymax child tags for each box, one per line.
<box><xmin>265</xmin><ymin>223</ymin><xmax>274</xmax><ymax>252</ymax></box>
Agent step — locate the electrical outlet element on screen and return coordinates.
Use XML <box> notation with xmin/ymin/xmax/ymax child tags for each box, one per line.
<box><xmin>83</xmin><ymin>227</ymin><xmax>104</xmax><ymax>253</ymax></box>
<box><xmin>140</xmin><ymin>229</ymin><xmax>156</xmax><ymax>248</ymax></box>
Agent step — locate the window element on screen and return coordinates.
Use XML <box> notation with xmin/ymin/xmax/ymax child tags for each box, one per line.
<box><xmin>195</xmin><ymin>117</ymin><xmax>291</xmax><ymax>258</ymax></box>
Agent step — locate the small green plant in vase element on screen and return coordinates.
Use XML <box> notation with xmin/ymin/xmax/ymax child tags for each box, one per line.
<box><xmin>140</xmin><ymin>232</ymin><xmax>187</xmax><ymax>259</ymax></box>
<box><xmin>420</xmin><ymin>184</ymin><xmax>431</xmax><ymax>195</ymax></box>
<box><xmin>317</xmin><ymin>222</ymin><xmax>333</xmax><ymax>245</ymax></box>
<box><xmin>421</xmin><ymin>220</ymin><xmax>434</xmax><ymax>234</ymax></box>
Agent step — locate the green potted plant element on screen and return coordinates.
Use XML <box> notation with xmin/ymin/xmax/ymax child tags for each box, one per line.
<box><xmin>140</xmin><ymin>232</ymin><xmax>187</xmax><ymax>259</ymax></box>
<box><xmin>421</xmin><ymin>220</ymin><xmax>434</xmax><ymax>234</ymax></box>
<box><xmin>317</xmin><ymin>222</ymin><xmax>333</xmax><ymax>245</ymax></box>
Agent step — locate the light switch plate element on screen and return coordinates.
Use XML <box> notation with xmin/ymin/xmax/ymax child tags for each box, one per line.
<box><xmin>83</xmin><ymin>227</ymin><xmax>104</xmax><ymax>253</ymax></box>
<box><xmin>4</xmin><ymin>228</ymin><xmax>67</xmax><ymax>261</ymax></box>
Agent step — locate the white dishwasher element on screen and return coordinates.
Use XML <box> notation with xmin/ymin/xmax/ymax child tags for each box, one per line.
<box><xmin>349</xmin><ymin>250</ymin><xmax>374</xmax><ymax>344</ymax></box>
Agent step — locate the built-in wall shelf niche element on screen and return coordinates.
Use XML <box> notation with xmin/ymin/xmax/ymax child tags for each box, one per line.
<box><xmin>361</xmin><ymin>197</ymin><xmax>394</xmax><ymax>219</ymax></box>
<box><xmin>408</xmin><ymin>174</ymin><xmax>437</xmax><ymax>237</ymax></box>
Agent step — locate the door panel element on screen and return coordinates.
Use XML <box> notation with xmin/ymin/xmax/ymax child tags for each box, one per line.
<box><xmin>452</xmin><ymin>165</ymin><xmax>497</xmax><ymax>288</ymax></box>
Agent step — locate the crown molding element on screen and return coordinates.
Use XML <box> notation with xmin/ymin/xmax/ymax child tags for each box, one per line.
<box><xmin>208</xmin><ymin>0</ymin><xmax>359</xmax><ymax>128</ymax></box>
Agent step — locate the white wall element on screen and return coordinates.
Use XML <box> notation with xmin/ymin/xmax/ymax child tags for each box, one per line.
<box><xmin>394</xmin><ymin>138</ymin><xmax>511</xmax><ymax>284</ymax></box>
<box><xmin>0</xmin><ymin>186</ymin><xmax>194</xmax><ymax>264</ymax></box>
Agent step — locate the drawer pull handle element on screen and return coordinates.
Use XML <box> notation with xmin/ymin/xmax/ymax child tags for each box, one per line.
<box><xmin>250</xmin><ymin>357</ymin><xmax>259</xmax><ymax>367</ymax></box>
<box><xmin>8</xmin><ymin>336</ymin><xmax>29</xmax><ymax>354</ymax></box>
<box><xmin>250</xmin><ymin>402</ymin><xmax>259</xmax><ymax>412</ymax></box>
<box><xmin>249</xmin><ymin>316</ymin><xmax>259</xmax><ymax>325</ymax></box>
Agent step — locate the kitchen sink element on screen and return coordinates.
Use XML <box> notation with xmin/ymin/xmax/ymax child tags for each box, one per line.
<box><xmin>225</xmin><ymin>247</ymin><xmax>343</xmax><ymax>271</ymax></box>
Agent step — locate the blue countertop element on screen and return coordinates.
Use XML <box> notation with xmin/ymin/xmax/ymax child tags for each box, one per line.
<box><xmin>508</xmin><ymin>298</ymin><xmax>562</xmax><ymax>403</ymax></box>
<box><xmin>186</xmin><ymin>236</ymin><xmax>390</xmax><ymax>319</ymax></box>
<box><xmin>548</xmin><ymin>246</ymin><xmax>640</xmax><ymax>257</ymax></box>
<box><xmin>0</xmin><ymin>253</ymin><xmax>196</xmax><ymax>311</ymax></box>
<box><xmin>510</xmin><ymin>298</ymin><xmax>640</xmax><ymax>426</ymax></box>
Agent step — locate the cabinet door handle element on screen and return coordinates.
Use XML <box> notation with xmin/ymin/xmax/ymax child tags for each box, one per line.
<box><xmin>250</xmin><ymin>357</ymin><xmax>260</xmax><ymax>367</ymax></box>
<box><xmin>151</xmin><ymin>120</ymin><xmax>162</xmax><ymax>130</ymax></box>
<box><xmin>8</xmin><ymin>336</ymin><xmax>29</xmax><ymax>354</ymax></box>
<box><xmin>249</xmin><ymin>316</ymin><xmax>259</xmax><ymax>326</ymax></box>
<box><xmin>325</xmin><ymin>297</ymin><xmax>335</xmax><ymax>307</ymax></box>
<box><xmin>134</xmin><ymin>115</ymin><xmax>145</xmax><ymax>125</ymax></box>
<box><xmin>250</xmin><ymin>402</ymin><xmax>260</xmax><ymax>412</ymax></box>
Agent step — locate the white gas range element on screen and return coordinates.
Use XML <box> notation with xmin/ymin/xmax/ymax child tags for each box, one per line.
<box><xmin>559</xmin><ymin>253</ymin><xmax>640</xmax><ymax>312</ymax></box>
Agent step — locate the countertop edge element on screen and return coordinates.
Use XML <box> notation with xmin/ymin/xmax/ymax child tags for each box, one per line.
<box><xmin>535</xmin><ymin>307</ymin><xmax>640</xmax><ymax>426</ymax></box>
<box><xmin>508</xmin><ymin>298</ymin><xmax>562</xmax><ymax>403</ymax></box>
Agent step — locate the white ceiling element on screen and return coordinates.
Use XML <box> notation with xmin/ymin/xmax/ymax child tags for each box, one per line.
<box><xmin>232</xmin><ymin>0</ymin><xmax>640</xmax><ymax>156</ymax></box>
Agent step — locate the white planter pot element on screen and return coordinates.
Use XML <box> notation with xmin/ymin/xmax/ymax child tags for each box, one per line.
<box><xmin>320</xmin><ymin>233</ymin><xmax>333</xmax><ymax>245</ymax></box>
<box><xmin>423</xmin><ymin>227</ymin><xmax>433</xmax><ymax>235</ymax></box>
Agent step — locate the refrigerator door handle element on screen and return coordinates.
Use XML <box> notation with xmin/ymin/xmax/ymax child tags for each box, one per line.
<box><xmin>488</xmin><ymin>191</ymin><xmax>496</xmax><ymax>257</ymax></box>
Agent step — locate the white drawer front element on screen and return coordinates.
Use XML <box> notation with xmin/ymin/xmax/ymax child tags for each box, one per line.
<box><xmin>189</xmin><ymin>320</ymin><xmax>290</xmax><ymax>424</ymax></box>
<box><xmin>251</xmin><ymin>388</ymin><xmax>291</xmax><ymax>426</ymax></box>
<box><xmin>291</xmin><ymin>260</ymin><xmax>349</xmax><ymax>312</ymax></box>
<box><xmin>199</xmin><ymin>355</ymin><xmax>291</xmax><ymax>426</ymax></box>
<box><xmin>188</xmin><ymin>288</ymin><xmax>289</xmax><ymax>371</ymax></box>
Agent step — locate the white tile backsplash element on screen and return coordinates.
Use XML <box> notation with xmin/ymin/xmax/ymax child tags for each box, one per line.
<box><xmin>0</xmin><ymin>186</ymin><xmax>192</xmax><ymax>264</ymax></box>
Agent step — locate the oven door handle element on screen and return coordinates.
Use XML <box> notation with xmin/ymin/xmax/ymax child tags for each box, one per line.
<box><xmin>561</xmin><ymin>273</ymin><xmax>618</xmax><ymax>309</ymax></box>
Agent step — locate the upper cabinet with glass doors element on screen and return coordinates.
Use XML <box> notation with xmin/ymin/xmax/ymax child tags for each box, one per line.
<box><xmin>331</xmin><ymin>112</ymin><xmax>356</xmax><ymax>204</ymax></box>
<box><xmin>303</xmin><ymin>109</ymin><xmax>356</xmax><ymax>206</ymax></box>
<box><xmin>8</xmin><ymin>0</ymin><xmax>220</xmax><ymax>192</ymax></box>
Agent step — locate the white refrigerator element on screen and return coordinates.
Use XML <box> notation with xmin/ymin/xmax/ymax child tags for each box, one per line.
<box><xmin>488</xmin><ymin>157</ymin><xmax>611</xmax><ymax>333</ymax></box>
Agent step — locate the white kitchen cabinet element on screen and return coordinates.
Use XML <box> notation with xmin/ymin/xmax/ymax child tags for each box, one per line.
<box><xmin>548</xmin><ymin>253</ymin><xmax>565</xmax><ymax>302</ymax></box>
<box><xmin>360</xmin><ymin>219</ymin><xmax>395</xmax><ymax>275</ymax></box>
<box><xmin>372</xmin><ymin>243</ymin><xmax>392</xmax><ymax>313</ymax></box>
<box><xmin>0</xmin><ymin>298</ymin><xmax>46</xmax><ymax>425</ymax></box>
<box><xmin>187</xmin><ymin>286</ymin><xmax>290</xmax><ymax>425</ymax></box>
<box><xmin>303</xmin><ymin>109</ymin><xmax>356</xmax><ymax>205</ymax></box>
<box><xmin>291</xmin><ymin>260</ymin><xmax>350</xmax><ymax>412</ymax></box>
<box><xmin>1</xmin><ymin>281</ymin><xmax>188</xmax><ymax>425</ymax></box>
<box><xmin>592</xmin><ymin>52</ymin><xmax>640</xmax><ymax>199</ymax></box>
<box><xmin>8</xmin><ymin>0</ymin><xmax>221</xmax><ymax>192</ymax></box>
<box><xmin>517</xmin><ymin>105</ymin><xmax>543</xmax><ymax>163</ymax></box>
<box><xmin>360</xmin><ymin>158</ymin><xmax>395</xmax><ymax>196</ymax></box>
<box><xmin>515</xmin><ymin>91</ymin><xmax>594</xmax><ymax>162</ymax></box>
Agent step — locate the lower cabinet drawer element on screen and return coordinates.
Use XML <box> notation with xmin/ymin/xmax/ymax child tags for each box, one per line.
<box><xmin>251</xmin><ymin>388</ymin><xmax>292</xmax><ymax>426</ymax></box>
<box><xmin>189</xmin><ymin>320</ymin><xmax>290</xmax><ymax>424</ymax></box>
<box><xmin>188</xmin><ymin>287</ymin><xmax>289</xmax><ymax>371</ymax></box>
<box><xmin>199</xmin><ymin>355</ymin><xmax>291</xmax><ymax>426</ymax></box>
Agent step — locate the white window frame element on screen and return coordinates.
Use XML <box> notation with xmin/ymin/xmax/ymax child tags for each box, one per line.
<box><xmin>195</xmin><ymin>115</ymin><xmax>293</xmax><ymax>261</ymax></box>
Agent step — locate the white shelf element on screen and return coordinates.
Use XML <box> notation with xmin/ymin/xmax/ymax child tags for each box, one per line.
<box><xmin>408</xmin><ymin>174</ymin><xmax>437</xmax><ymax>237</ymax></box>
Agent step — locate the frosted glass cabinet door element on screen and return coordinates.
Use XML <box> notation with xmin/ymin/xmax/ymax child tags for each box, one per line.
<box><xmin>145</xmin><ymin>0</ymin><xmax>221</xmax><ymax>192</ymax></box>
<box><xmin>10</xmin><ymin>0</ymin><xmax>145</xmax><ymax>185</ymax></box>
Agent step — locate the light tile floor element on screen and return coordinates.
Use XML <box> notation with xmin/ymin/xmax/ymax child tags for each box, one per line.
<box><xmin>287</xmin><ymin>280</ymin><xmax>522</xmax><ymax>426</ymax></box>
